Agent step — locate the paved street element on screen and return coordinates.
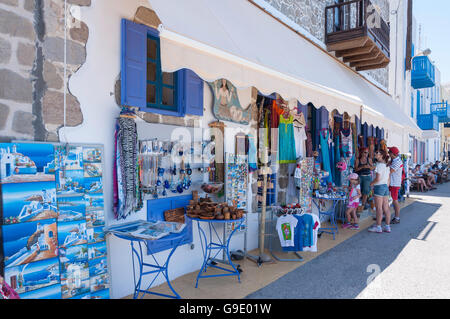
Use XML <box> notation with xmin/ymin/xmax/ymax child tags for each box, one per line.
<box><xmin>246</xmin><ymin>183</ymin><xmax>450</xmax><ymax>299</ymax></box>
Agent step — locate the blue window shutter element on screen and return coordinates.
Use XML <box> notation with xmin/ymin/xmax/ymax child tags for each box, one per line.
<box><xmin>181</xmin><ymin>69</ymin><xmax>204</xmax><ymax>116</ymax></box>
<box><xmin>121</xmin><ymin>19</ymin><xmax>147</xmax><ymax>108</ymax></box>
<box><xmin>417</xmin><ymin>91</ymin><xmax>421</xmax><ymax>116</ymax></box>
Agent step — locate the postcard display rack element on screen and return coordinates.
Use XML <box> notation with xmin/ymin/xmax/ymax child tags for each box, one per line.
<box><xmin>224</xmin><ymin>153</ymin><xmax>248</xmax><ymax>254</ymax></box>
<box><xmin>0</xmin><ymin>142</ymin><xmax>109</xmax><ymax>299</ymax></box>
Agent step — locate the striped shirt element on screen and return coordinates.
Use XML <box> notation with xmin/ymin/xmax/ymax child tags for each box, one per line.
<box><xmin>389</xmin><ymin>156</ymin><xmax>403</xmax><ymax>187</ymax></box>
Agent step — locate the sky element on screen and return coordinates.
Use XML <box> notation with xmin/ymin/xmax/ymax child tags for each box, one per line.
<box><xmin>413</xmin><ymin>0</ymin><xmax>450</xmax><ymax>85</ymax></box>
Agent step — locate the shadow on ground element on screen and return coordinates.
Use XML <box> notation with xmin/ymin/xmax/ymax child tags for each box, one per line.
<box><xmin>245</xmin><ymin>200</ymin><xmax>441</xmax><ymax>299</ymax></box>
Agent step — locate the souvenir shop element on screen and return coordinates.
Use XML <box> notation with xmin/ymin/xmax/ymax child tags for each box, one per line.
<box><xmin>1</xmin><ymin>0</ymin><xmax>421</xmax><ymax>300</ymax></box>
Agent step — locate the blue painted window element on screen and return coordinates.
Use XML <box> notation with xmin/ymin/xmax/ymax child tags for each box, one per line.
<box><xmin>146</xmin><ymin>33</ymin><xmax>178</xmax><ymax>112</ymax></box>
<box><xmin>121</xmin><ymin>19</ymin><xmax>203</xmax><ymax>117</ymax></box>
<box><xmin>411</xmin><ymin>92</ymin><xmax>414</xmax><ymax>118</ymax></box>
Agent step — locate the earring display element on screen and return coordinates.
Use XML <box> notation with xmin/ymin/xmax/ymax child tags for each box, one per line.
<box><xmin>298</xmin><ymin>157</ymin><xmax>314</xmax><ymax>214</ymax></box>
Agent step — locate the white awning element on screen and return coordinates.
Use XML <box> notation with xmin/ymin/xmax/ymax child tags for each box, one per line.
<box><xmin>147</xmin><ymin>0</ymin><xmax>422</xmax><ymax>151</ymax></box>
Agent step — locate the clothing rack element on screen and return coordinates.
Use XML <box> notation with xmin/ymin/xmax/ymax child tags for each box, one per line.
<box><xmin>266</xmin><ymin>206</ymin><xmax>304</xmax><ymax>262</ymax></box>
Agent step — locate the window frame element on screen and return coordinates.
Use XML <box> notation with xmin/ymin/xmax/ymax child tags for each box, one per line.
<box><xmin>143</xmin><ymin>27</ymin><xmax>183</xmax><ymax>117</ymax></box>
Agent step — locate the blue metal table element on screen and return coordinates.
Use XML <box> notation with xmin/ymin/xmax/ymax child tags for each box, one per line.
<box><xmin>110</xmin><ymin>229</ymin><xmax>187</xmax><ymax>299</ymax></box>
<box><xmin>188</xmin><ymin>217</ymin><xmax>243</xmax><ymax>288</ymax></box>
<box><xmin>312</xmin><ymin>195</ymin><xmax>346</xmax><ymax>240</ymax></box>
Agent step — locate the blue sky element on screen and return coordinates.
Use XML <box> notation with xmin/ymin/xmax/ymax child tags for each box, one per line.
<box><xmin>414</xmin><ymin>0</ymin><xmax>450</xmax><ymax>84</ymax></box>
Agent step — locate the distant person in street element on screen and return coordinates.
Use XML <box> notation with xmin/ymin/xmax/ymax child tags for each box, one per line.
<box><xmin>368</xmin><ymin>150</ymin><xmax>391</xmax><ymax>234</ymax></box>
<box><xmin>431</xmin><ymin>160</ymin><xmax>446</xmax><ymax>183</ymax></box>
<box><xmin>410</xmin><ymin>165</ymin><xmax>431</xmax><ymax>192</ymax></box>
<box><xmin>388</xmin><ymin>147</ymin><xmax>403</xmax><ymax>224</ymax></box>
<box><xmin>422</xmin><ymin>164</ymin><xmax>437</xmax><ymax>188</ymax></box>
<box><xmin>354</xmin><ymin>147</ymin><xmax>374</xmax><ymax>211</ymax></box>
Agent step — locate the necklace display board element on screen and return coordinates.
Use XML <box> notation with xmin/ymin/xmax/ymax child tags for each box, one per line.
<box><xmin>0</xmin><ymin>142</ymin><xmax>109</xmax><ymax>299</ymax></box>
<box><xmin>298</xmin><ymin>157</ymin><xmax>314</xmax><ymax>213</ymax></box>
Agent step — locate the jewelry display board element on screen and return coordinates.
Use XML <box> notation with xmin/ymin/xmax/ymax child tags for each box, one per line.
<box><xmin>224</xmin><ymin>153</ymin><xmax>248</xmax><ymax>254</ymax></box>
<box><xmin>0</xmin><ymin>142</ymin><xmax>109</xmax><ymax>299</ymax></box>
<box><xmin>298</xmin><ymin>157</ymin><xmax>314</xmax><ymax>213</ymax></box>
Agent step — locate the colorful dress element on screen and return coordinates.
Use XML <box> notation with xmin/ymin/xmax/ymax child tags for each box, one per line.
<box><xmin>278</xmin><ymin>114</ymin><xmax>297</xmax><ymax>164</ymax></box>
<box><xmin>319</xmin><ymin>129</ymin><xmax>333</xmax><ymax>183</ymax></box>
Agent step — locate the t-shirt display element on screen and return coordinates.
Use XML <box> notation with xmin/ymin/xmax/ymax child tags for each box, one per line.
<box><xmin>276</xmin><ymin>214</ymin><xmax>298</xmax><ymax>247</ymax></box>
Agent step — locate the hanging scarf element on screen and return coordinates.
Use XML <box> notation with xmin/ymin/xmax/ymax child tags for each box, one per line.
<box><xmin>114</xmin><ymin>116</ymin><xmax>138</xmax><ymax>220</ymax></box>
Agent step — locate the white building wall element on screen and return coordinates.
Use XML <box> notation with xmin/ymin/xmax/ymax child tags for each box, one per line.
<box><xmin>59</xmin><ymin>0</ymin><xmax>263</xmax><ymax>299</ymax></box>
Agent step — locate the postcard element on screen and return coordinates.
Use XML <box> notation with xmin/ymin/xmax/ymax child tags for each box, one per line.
<box><xmin>55</xmin><ymin>145</ymin><xmax>84</xmax><ymax>171</ymax></box>
<box><xmin>90</xmin><ymin>288</ymin><xmax>109</xmax><ymax>299</ymax></box>
<box><xmin>83</xmin><ymin>163</ymin><xmax>102</xmax><ymax>178</ymax></box>
<box><xmin>1</xmin><ymin>181</ymin><xmax>58</xmax><ymax>225</ymax></box>
<box><xmin>57</xmin><ymin>194</ymin><xmax>86</xmax><ymax>222</ymax></box>
<box><xmin>87</xmin><ymin>241</ymin><xmax>107</xmax><ymax>260</ymax></box>
<box><xmin>2</xmin><ymin>219</ymin><xmax>59</xmax><ymax>268</ymax></box>
<box><xmin>57</xmin><ymin>220</ymin><xmax>88</xmax><ymax>249</ymax></box>
<box><xmin>19</xmin><ymin>283</ymin><xmax>62</xmax><ymax>299</ymax></box>
<box><xmin>83</xmin><ymin>147</ymin><xmax>102</xmax><ymax>163</ymax></box>
<box><xmin>4</xmin><ymin>257</ymin><xmax>60</xmax><ymax>295</ymax></box>
<box><xmin>0</xmin><ymin>143</ymin><xmax>56</xmax><ymax>184</ymax></box>
<box><xmin>86</xmin><ymin>226</ymin><xmax>105</xmax><ymax>244</ymax></box>
<box><xmin>84</xmin><ymin>176</ymin><xmax>103</xmax><ymax>194</ymax></box>
<box><xmin>56</xmin><ymin>169</ymin><xmax>85</xmax><ymax>196</ymax></box>
<box><xmin>90</xmin><ymin>273</ymin><xmax>109</xmax><ymax>293</ymax></box>
<box><xmin>85</xmin><ymin>192</ymin><xmax>104</xmax><ymax>210</ymax></box>
<box><xmin>59</xmin><ymin>244</ymin><xmax>88</xmax><ymax>265</ymax></box>
<box><xmin>60</xmin><ymin>260</ymin><xmax>90</xmax><ymax>299</ymax></box>
<box><xmin>88</xmin><ymin>256</ymin><xmax>108</xmax><ymax>277</ymax></box>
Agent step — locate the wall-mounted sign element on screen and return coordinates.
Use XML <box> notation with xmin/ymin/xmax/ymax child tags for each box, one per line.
<box><xmin>208</xmin><ymin>79</ymin><xmax>251</xmax><ymax>125</ymax></box>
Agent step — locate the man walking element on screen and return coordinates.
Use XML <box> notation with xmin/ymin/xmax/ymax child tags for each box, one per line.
<box><xmin>388</xmin><ymin>147</ymin><xmax>403</xmax><ymax>224</ymax></box>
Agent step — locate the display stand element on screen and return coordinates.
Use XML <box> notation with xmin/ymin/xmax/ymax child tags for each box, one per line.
<box><xmin>224</xmin><ymin>153</ymin><xmax>248</xmax><ymax>257</ymax></box>
<box><xmin>189</xmin><ymin>217</ymin><xmax>244</xmax><ymax>288</ymax></box>
<box><xmin>312</xmin><ymin>195</ymin><xmax>345</xmax><ymax>240</ymax></box>
<box><xmin>105</xmin><ymin>221</ymin><xmax>187</xmax><ymax>299</ymax></box>
<box><xmin>246</xmin><ymin>166</ymin><xmax>274</xmax><ymax>266</ymax></box>
<box><xmin>267</xmin><ymin>207</ymin><xmax>303</xmax><ymax>262</ymax></box>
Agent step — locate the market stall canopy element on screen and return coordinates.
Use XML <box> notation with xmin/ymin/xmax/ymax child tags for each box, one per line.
<box><xmin>147</xmin><ymin>0</ymin><xmax>422</xmax><ymax>146</ymax></box>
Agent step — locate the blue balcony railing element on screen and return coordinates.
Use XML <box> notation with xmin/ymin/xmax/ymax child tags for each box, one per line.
<box><xmin>417</xmin><ymin>113</ymin><xmax>439</xmax><ymax>131</ymax></box>
<box><xmin>431</xmin><ymin>101</ymin><xmax>450</xmax><ymax>123</ymax></box>
<box><xmin>411</xmin><ymin>56</ymin><xmax>435</xmax><ymax>89</ymax></box>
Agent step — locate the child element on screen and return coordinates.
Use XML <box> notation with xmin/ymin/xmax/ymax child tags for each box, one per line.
<box><xmin>342</xmin><ymin>173</ymin><xmax>362</xmax><ymax>230</ymax></box>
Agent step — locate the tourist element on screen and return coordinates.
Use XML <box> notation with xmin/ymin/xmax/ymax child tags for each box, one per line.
<box><xmin>342</xmin><ymin>173</ymin><xmax>362</xmax><ymax>230</ymax></box>
<box><xmin>388</xmin><ymin>147</ymin><xmax>403</xmax><ymax>224</ymax></box>
<box><xmin>422</xmin><ymin>164</ymin><xmax>437</xmax><ymax>188</ymax></box>
<box><xmin>354</xmin><ymin>147</ymin><xmax>374</xmax><ymax>211</ymax></box>
<box><xmin>368</xmin><ymin>149</ymin><xmax>391</xmax><ymax>233</ymax></box>
<box><xmin>410</xmin><ymin>165</ymin><xmax>431</xmax><ymax>192</ymax></box>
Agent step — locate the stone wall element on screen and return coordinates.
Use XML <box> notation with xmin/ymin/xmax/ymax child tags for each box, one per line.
<box><xmin>0</xmin><ymin>0</ymin><xmax>89</xmax><ymax>143</ymax></box>
<box><xmin>260</xmin><ymin>0</ymin><xmax>390</xmax><ymax>89</ymax></box>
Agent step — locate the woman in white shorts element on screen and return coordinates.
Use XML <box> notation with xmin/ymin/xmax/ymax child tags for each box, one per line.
<box><xmin>368</xmin><ymin>149</ymin><xmax>391</xmax><ymax>234</ymax></box>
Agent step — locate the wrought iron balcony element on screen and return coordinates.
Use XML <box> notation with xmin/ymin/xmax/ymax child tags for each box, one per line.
<box><xmin>411</xmin><ymin>56</ymin><xmax>435</xmax><ymax>89</ymax></box>
<box><xmin>431</xmin><ymin>101</ymin><xmax>450</xmax><ymax>123</ymax></box>
<box><xmin>325</xmin><ymin>0</ymin><xmax>390</xmax><ymax>71</ymax></box>
<box><xmin>417</xmin><ymin>113</ymin><xmax>439</xmax><ymax>131</ymax></box>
